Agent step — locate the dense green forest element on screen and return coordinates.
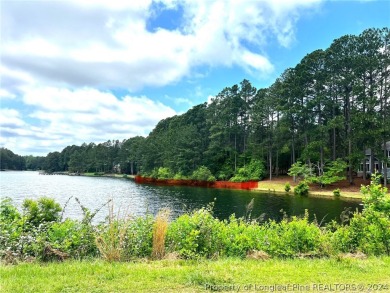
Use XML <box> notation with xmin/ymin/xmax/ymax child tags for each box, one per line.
<box><xmin>2</xmin><ymin>28</ymin><xmax>389</xmax><ymax>183</ymax></box>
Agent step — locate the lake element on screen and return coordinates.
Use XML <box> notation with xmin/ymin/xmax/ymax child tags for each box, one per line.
<box><xmin>0</xmin><ymin>171</ymin><xmax>362</xmax><ymax>223</ymax></box>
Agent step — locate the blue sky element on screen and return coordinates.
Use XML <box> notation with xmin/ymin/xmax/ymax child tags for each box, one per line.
<box><xmin>1</xmin><ymin>0</ymin><xmax>389</xmax><ymax>156</ymax></box>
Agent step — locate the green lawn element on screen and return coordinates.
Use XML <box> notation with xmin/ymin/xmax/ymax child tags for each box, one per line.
<box><xmin>1</xmin><ymin>257</ymin><xmax>390</xmax><ymax>292</ymax></box>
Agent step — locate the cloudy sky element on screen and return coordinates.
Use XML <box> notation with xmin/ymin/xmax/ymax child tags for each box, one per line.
<box><xmin>1</xmin><ymin>0</ymin><xmax>389</xmax><ymax>156</ymax></box>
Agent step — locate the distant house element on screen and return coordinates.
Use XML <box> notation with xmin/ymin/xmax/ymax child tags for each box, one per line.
<box><xmin>358</xmin><ymin>141</ymin><xmax>390</xmax><ymax>177</ymax></box>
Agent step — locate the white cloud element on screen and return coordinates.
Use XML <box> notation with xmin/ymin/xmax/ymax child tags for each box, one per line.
<box><xmin>0</xmin><ymin>89</ymin><xmax>16</xmax><ymax>100</ymax></box>
<box><xmin>1</xmin><ymin>0</ymin><xmax>322</xmax><ymax>92</ymax></box>
<box><xmin>1</xmin><ymin>87</ymin><xmax>176</xmax><ymax>155</ymax></box>
<box><xmin>0</xmin><ymin>108</ymin><xmax>25</xmax><ymax>127</ymax></box>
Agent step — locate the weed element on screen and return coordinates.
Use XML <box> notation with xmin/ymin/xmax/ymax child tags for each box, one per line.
<box><xmin>95</xmin><ymin>201</ymin><xmax>129</xmax><ymax>262</ymax></box>
<box><xmin>152</xmin><ymin>209</ymin><xmax>170</xmax><ymax>259</ymax></box>
<box><xmin>284</xmin><ymin>182</ymin><xmax>291</xmax><ymax>192</ymax></box>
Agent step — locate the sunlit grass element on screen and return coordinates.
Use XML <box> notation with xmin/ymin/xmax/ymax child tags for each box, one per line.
<box><xmin>1</xmin><ymin>257</ymin><xmax>389</xmax><ymax>292</ymax></box>
<box><xmin>256</xmin><ymin>181</ymin><xmax>365</xmax><ymax>199</ymax></box>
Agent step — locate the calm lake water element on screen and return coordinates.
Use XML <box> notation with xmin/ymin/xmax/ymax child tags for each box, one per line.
<box><xmin>0</xmin><ymin>171</ymin><xmax>362</xmax><ymax>223</ymax></box>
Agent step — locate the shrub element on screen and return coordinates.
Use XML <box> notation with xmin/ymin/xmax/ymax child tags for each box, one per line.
<box><xmin>294</xmin><ymin>182</ymin><xmax>309</xmax><ymax>196</ymax></box>
<box><xmin>190</xmin><ymin>166</ymin><xmax>216</xmax><ymax>182</ymax></box>
<box><xmin>166</xmin><ymin>206</ymin><xmax>222</xmax><ymax>258</ymax></box>
<box><xmin>333</xmin><ymin>188</ymin><xmax>341</xmax><ymax>197</ymax></box>
<box><xmin>361</xmin><ymin>173</ymin><xmax>390</xmax><ymax>215</ymax></box>
<box><xmin>288</xmin><ymin>161</ymin><xmax>313</xmax><ymax>181</ymax></box>
<box><xmin>173</xmin><ymin>172</ymin><xmax>188</xmax><ymax>180</ymax></box>
<box><xmin>230</xmin><ymin>159</ymin><xmax>265</xmax><ymax>182</ymax></box>
<box><xmin>229</xmin><ymin>168</ymin><xmax>249</xmax><ymax>182</ymax></box>
<box><xmin>123</xmin><ymin>215</ymin><xmax>154</xmax><ymax>259</ymax></box>
<box><xmin>22</xmin><ymin>197</ymin><xmax>62</xmax><ymax>227</ymax></box>
<box><xmin>262</xmin><ymin>212</ymin><xmax>324</xmax><ymax>257</ymax></box>
<box><xmin>312</xmin><ymin>159</ymin><xmax>347</xmax><ymax>188</ymax></box>
<box><xmin>330</xmin><ymin>176</ymin><xmax>390</xmax><ymax>256</ymax></box>
<box><xmin>216</xmin><ymin>162</ymin><xmax>234</xmax><ymax>181</ymax></box>
<box><xmin>47</xmin><ymin>219</ymin><xmax>97</xmax><ymax>259</ymax></box>
<box><xmin>284</xmin><ymin>182</ymin><xmax>291</xmax><ymax>193</ymax></box>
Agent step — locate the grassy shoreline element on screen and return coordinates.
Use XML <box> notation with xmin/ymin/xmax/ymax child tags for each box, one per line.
<box><xmin>1</xmin><ymin>257</ymin><xmax>389</xmax><ymax>292</ymax></box>
<box><xmin>255</xmin><ymin>182</ymin><xmax>364</xmax><ymax>199</ymax></box>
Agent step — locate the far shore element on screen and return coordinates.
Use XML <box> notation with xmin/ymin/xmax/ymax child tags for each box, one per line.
<box><xmin>10</xmin><ymin>170</ymin><xmax>390</xmax><ymax>200</ymax></box>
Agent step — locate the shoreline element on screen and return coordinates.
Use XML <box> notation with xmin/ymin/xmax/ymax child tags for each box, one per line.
<box><xmin>18</xmin><ymin>170</ymin><xmax>389</xmax><ymax>200</ymax></box>
<box><xmin>253</xmin><ymin>187</ymin><xmax>363</xmax><ymax>201</ymax></box>
<box><xmin>134</xmin><ymin>175</ymin><xmax>369</xmax><ymax>200</ymax></box>
<box><xmin>134</xmin><ymin>175</ymin><xmax>258</xmax><ymax>190</ymax></box>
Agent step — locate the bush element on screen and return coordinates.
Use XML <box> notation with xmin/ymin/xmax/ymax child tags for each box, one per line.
<box><xmin>166</xmin><ymin>205</ymin><xmax>222</xmax><ymax>258</ymax></box>
<box><xmin>149</xmin><ymin>167</ymin><xmax>174</xmax><ymax>179</ymax></box>
<box><xmin>230</xmin><ymin>159</ymin><xmax>265</xmax><ymax>182</ymax></box>
<box><xmin>312</xmin><ymin>159</ymin><xmax>347</xmax><ymax>188</ymax></box>
<box><xmin>229</xmin><ymin>168</ymin><xmax>249</xmax><ymax>182</ymax></box>
<box><xmin>284</xmin><ymin>182</ymin><xmax>291</xmax><ymax>193</ymax></box>
<box><xmin>22</xmin><ymin>197</ymin><xmax>62</xmax><ymax>227</ymax></box>
<box><xmin>47</xmin><ymin>219</ymin><xmax>97</xmax><ymax>259</ymax></box>
<box><xmin>190</xmin><ymin>166</ymin><xmax>216</xmax><ymax>182</ymax></box>
<box><xmin>333</xmin><ymin>188</ymin><xmax>341</xmax><ymax>197</ymax></box>
<box><xmin>0</xmin><ymin>197</ymin><xmax>21</xmax><ymax>223</ymax></box>
<box><xmin>288</xmin><ymin>161</ymin><xmax>313</xmax><ymax>181</ymax></box>
<box><xmin>294</xmin><ymin>182</ymin><xmax>309</xmax><ymax>196</ymax></box>
<box><xmin>361</xmin><ymin>173</ymin><xmax>390</xmax><ymax>215</ymax></box>
<box><xmin>262</xmin><ymin>212</ymin><xmax>324</xmax><ymax>257</ymax></box>
<box><xmin>173</xmin><ymin>172</ymin><xmax>188</xmax><ymax>180</ymax></box>
<box><xmin>330</xmin><ymin>176</ymin><xmax>390</xmax><ymax>256</ymax></box>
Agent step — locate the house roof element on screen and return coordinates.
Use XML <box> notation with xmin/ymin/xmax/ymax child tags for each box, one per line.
<box><xmin>364</xmin><ymin>141</ymin><xmax>390</xmax><ymax>155</ymax></box>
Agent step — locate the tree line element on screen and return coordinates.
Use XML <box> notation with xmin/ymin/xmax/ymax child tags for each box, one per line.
<box><xmin>2</xmin><ymin>28</ymin><xmax>389</xmax><ymax>184</ymax></box>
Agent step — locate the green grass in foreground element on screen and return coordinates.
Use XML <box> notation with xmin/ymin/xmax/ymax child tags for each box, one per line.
<box><xmin>1</xmin><ymin>257</ymin><xmax>390</xmax><ymax>292</ymax></box>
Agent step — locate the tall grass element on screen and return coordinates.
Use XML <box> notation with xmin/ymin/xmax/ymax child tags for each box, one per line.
<box><xmin>95</xmin><ymin>202</ymin><xmax>129</xmax><ymax>262</ymax></box>
<box><xmin>152</xmin><ymin>209</ymin><xmax>170</xmax><ymax>259</ymax></box>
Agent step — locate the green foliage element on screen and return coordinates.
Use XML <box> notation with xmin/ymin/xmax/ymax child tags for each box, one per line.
<box><xmin>284</xmin><ymin>182</ymin><xmax>291</xmax><ymax>192</ymax></box>
<box><xmin>190</xmin><ymin>166</ymin><xmax>216</xmax><ymax>182</ymax></box>
<box><xmin>288</xmin><ymin>161</ymin><xmax>313</xmax><ymax>181</ymax></box>
<box><xmin>333</xmin><ymin>188</ymin><xmax>341</xmax><ymax>197</ymax></box>
<box><xmin>361</xmin><ymin>173</ymin><xmax>390</xmax><ymax>215</ymax></box>
<box><xmin>216</xmin><ymin>162</ymin><xmax>234</xmax><ymax>181</ymax></box>
<box><xmin>230</xmin><ymin>159</ymin><xmax>265</xmax><ymax>182</ymax></box>
<box><xmin>47</xmin><ymin>219</ymin><xmax>97</xmax><ymax>259</ymax></box>
<box><xmin>312</xmin><ymin>159</ymin><xmax>347</xmax><ymax>188</ymax></box>
<box><xmin>173</xmin><ymin>172</ymin><xmax>188</xmax><ymax>180</ymax></box>
<box><xmin>0</xmin><ymin>197</ymin><xmax>21</xmax><ymax>222</ymax></box>
<box><xmin>22</xmin><ymin>197</ymin><xmax>62</xmax><ymax>226</ymax></box>
<box><xmin>330</xmin><ymin>176</ymin><xmax>390</xmax><ymax>255</ymax></box>
<box><xmin>123</xmin><ymin>216</ymin><xmax>154</xmax><ymax>258</ymax></box>
<box><xmin>294</xmin><ymin>182</ymin><xmax>309</xmax><ymax>196</ymax></box>
<box><xmin>262</xmin><ymin>212</ymin><xmax>324</xmax><ymax>257</ymax></box>
<box><xmin>0</xmin><ymin>148</ymin><xmax>26</xmax><ymax>170</ymax></box>
<box><xmin>150</xmin><ymin>167</ymin><xmax>174</xmax><ymax>179</ymax></box>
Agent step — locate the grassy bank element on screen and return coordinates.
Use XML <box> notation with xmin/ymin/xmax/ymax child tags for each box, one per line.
<box><xmin>255</xmin><ymin>176</ymin><xmax>390</xmax><ymax>199</ymax></box>
<box><xmin>255</xmin><ymin>181</ymin><xmax>364</xmax><ymax>199</ymax></box>
<box><xmin>1</xmin><ymin>257</ymin><xmax>389</xmax><ymax>292</ymax></box>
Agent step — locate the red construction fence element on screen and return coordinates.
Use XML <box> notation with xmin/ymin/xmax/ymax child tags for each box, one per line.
<box><xmin>135</xmin><ymin>176</ymin><xmax>258</xmax><ymax>190</ymax></box>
